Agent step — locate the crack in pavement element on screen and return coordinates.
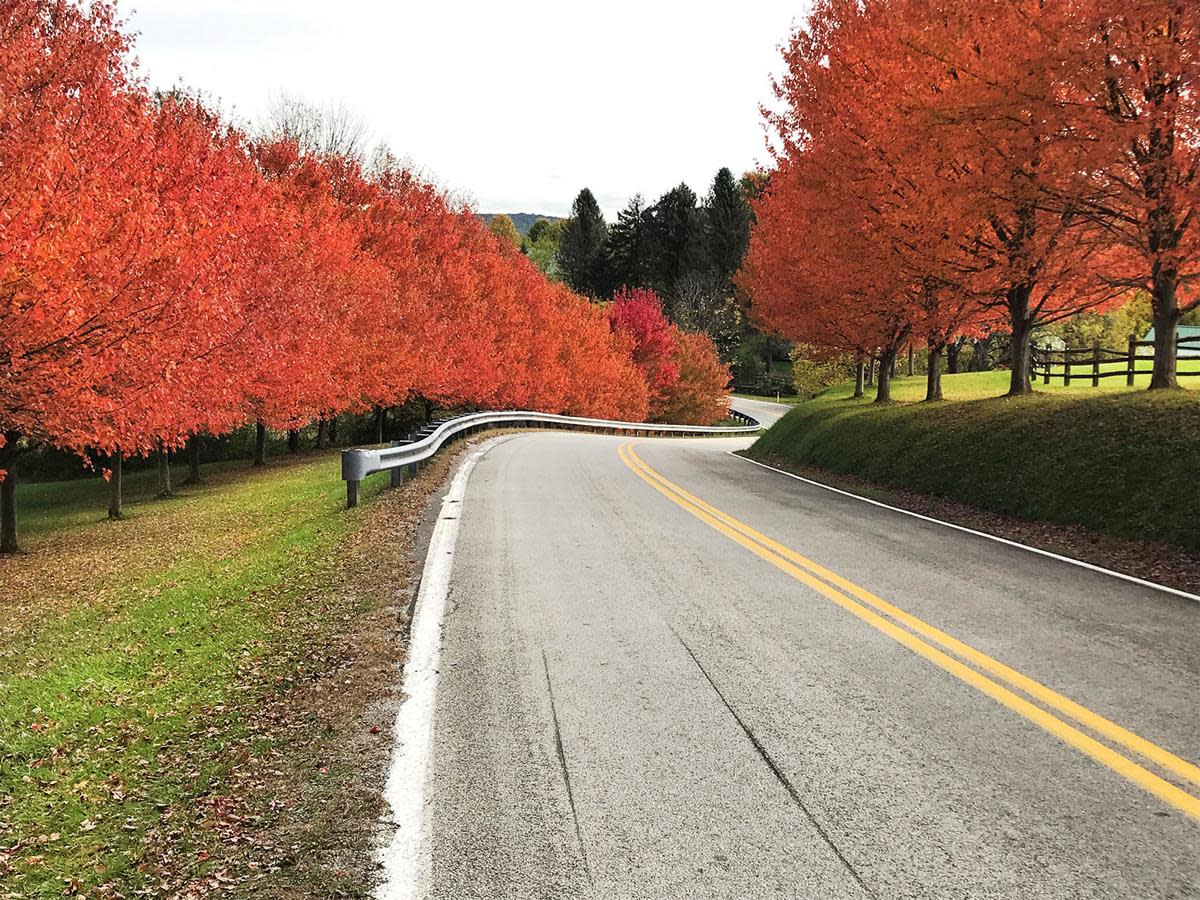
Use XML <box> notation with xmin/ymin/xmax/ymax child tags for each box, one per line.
<box><xmin>670</xmin><ymin>627</ymin><xmax>877</xmax><ymax>900</ymax></box>
<box><xmin>542</xmin><ymin>649</ymin><xmax>593</xmax><ymax>882</ymax></box>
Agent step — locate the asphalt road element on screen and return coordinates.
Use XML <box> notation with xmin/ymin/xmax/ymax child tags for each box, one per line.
<box><xmin>415</xmin><ymin>398</ymin><xmax>1200</xmax><ymax>899</ymax></box>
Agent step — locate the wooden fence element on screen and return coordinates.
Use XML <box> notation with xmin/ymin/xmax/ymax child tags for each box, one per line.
<box><xmin>1030</xmin><ymin>334</ymin><xmax>1200</xmax><ymax>386</ymax></box>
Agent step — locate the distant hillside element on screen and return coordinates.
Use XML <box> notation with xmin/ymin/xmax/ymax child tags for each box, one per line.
<box><xmin>478</xmin><ymin>212</ymin><xmax>563</xmax><ymax>237</ymax></box>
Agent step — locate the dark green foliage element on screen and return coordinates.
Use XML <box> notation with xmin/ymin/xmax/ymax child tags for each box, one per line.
<box><xmin>705</xmin><ymin>167</ymin><xmax>752</xmax><ymax>282</ymax></box>
<box><xmin>527</xmin><ymin>218</ymin><xmax>553</xmax><ymax>243</ymax></box>
<box><xmin>646</xmin><ymin>183</ymin><xmax>710</xmax><ymax>295</ymax></box>
<box><xmin>556</xmin><ymin>188</ymin><xmax>608</xmax><ymax>297</ymax></box>
<box><xmin>603</xmin><ymin>194</ymin><xmax>655</xmax><ymax>294</ymax></box>
<box><xmin>750</xmin><ymin>390</ymin><xmax>1200</xmax><ymax>550</ymax></box>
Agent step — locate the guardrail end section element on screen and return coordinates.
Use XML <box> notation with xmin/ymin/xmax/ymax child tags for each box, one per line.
<box><xmin>341</xmin><ymin>448</ymin><xmax>372</xmax><ymax>483</ymax></box>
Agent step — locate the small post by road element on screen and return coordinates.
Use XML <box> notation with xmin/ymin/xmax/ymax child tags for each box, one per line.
<box><xmin>347</xmin><ymin>479</ymin><xmax>359</xmax><ymax>509</ymax></box>
<box><xmin>1127</xmin><ymin>335</ymin><xmax>1137</xmax><ymax>387</ymax></box>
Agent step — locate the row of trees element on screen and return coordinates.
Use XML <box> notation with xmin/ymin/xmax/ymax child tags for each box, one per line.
<box><xmin>0</xmin><ymin>0</ymin><xmax>730</xmax><ymax>553</ymax></box>
<box><xmin>557</xmin><ymin>171</ymin><xmax>753</xmax><ymax>300</ymax></box>
<box><xmin>554</xmin><ymin>173</ymin><xmax>765</xmax><ymax>365</ymax></box>
<box><xmin>740</xmin><ymin>0</ymin><xmax>1199</xmax><ymax>402</ymax></box>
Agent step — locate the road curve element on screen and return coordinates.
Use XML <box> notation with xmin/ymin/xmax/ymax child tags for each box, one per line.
<box><xmin>415</xmin><ymin>405</ymin><xmax>1199</xmax><ymax>899</ymax></box>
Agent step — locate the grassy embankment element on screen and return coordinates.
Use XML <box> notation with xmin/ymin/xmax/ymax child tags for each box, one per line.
<box><xmin>748</xmin><ymin>369</ymin><xmax>1199</xmax><ymax>551</ymax></box>
<box><xmin>0</xmin><ymin>451</ymin><xmax>438</xmax><ymax>897</ymax></box>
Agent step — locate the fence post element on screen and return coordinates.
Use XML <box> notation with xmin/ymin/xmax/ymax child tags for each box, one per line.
<box><xmin>1092</xmin><ymin>341</ymin><xmax>1101</xmax><ymax>387</ymax></box>
<box><xmin>1064</xmin><ymin>353</ymin><xmax>1071</xmax><ymax>386</ymax></box>
<box><xmin>1127</xmin><ymin>334</ymin><xmax>1136</xmax><ymax>386</ymax></box>
<box><xmin>1042</xmin><ymin>346</ymin><xmax>1050</xmax><ymax>385</ymax></box>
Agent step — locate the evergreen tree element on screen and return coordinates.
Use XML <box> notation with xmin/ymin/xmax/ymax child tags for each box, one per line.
<box><xmin>602</xmin><ymin>194</ymin><xmax>654</xmax><ymax>293</ymax></box>
<box><xmin>646</xmin><ymin>183</ymin><xmax>709</xmax><ymax>296</ymax></box>
<box><xmin>556</xmin><ymin>188</ymin><xmax>608</xmax><ymax>297</ymax></box>
<box><xmin>705</xmin><ymin>167</ymin><xmax>752</xmax><ymax>282</ymax></box>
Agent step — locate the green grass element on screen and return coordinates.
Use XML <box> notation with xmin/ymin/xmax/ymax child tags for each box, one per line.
<box><xmin>749</xmin><ymin>370</ymin><xmax>1200</xmax><ymax>550</ymax></box>
<box><xmin>1034</xmin><ymin>355</ymin><xmax>1200</xmax><ymax>390</ymax></box>
<box><xmin>0</xmin><ymin>453</ymin><xmax>386</xmax><ymax>896</ymax></box>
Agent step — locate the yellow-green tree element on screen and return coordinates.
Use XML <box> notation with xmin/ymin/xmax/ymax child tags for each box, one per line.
<box><xmin>488</xmin><ymin>214</ymin><xmax>521</xmax><ymax>248</ymax></box>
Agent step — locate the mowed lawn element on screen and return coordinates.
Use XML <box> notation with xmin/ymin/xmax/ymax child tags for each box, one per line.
<box><xmin>0</xmin><ymin>453</ymin><xmax>386</xmax><ymax>897</ymax></box>
<box><xmin>736</xmin><ymin>358</ymin><xmax>1199</xmax><ymax>406</ymax></box>
<box><xmin>750</xmin><ymin>369</ymin><xmax>1200</xmax><ymax>550</ymax></box>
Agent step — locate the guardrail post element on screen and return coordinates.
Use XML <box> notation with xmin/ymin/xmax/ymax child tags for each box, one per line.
<box><xmin>347</xmin><ymin>479</ymin><xmax>359</xmax><ymax>508</ymax></box>
<box><xmin>390</xmin><ymin>468</ymin><xmax>402</xmax><ymax>488</ymax></box>
<box><xmin>1127</xmin><ymin>335</ymin><xmax>1136</xmax><ymax>386</ymax></box>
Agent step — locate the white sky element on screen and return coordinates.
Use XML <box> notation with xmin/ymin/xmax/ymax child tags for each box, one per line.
<box><xmin>114</xmin><ymin>1</ymin><xmax>807</xmax><ymax>219</ymax></box>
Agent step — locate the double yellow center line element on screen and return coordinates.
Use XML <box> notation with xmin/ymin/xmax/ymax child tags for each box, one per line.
<box><xmin>618</xmin><ymin>442</ymin><xmax>1200</xmax><ymax>821</ymax></box>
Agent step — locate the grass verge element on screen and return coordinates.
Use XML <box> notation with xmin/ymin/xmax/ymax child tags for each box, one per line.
<box><xmin>748</xmin><ymin>371</ymin><xmax>1200</xmax><ymax>553</ymax></box>
<box><xmin>0</xmin><ymin>445</ymin><xmax>467</xmax><ymax>898</ymax></box>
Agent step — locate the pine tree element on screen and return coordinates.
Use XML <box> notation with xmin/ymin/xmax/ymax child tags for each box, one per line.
<box><xmin>556</xmin><ymin>188</ymin><xmax>608</xmax><ymax>297</ymax></box>
<box><xmin>647</xmin><ymin>183</ymin><xmax>709</xmax><ymax>296</ymax></box>
<box><xmin>705</xmin><ymin>167</ymin><xmax>752</xmax><ymax>282</ymax></box>
<box><xmin>603</xmin><ymin>194</ymin><xmax>655</xmax><ymax>293</ymax></box>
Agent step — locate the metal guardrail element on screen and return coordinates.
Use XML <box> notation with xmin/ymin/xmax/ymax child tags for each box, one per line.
<box><xmin>340</xmin><ymin>408</ymin><xmax>761</xmax><ymax>507</ymax></box>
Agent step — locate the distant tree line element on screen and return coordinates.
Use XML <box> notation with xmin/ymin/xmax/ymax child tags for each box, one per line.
<box><xmin>547</xmin><ymin>170</ymin><xmax>787</xmax><ymax>386</ymax></box>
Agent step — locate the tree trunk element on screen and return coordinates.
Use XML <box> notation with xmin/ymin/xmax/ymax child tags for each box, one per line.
<box><xmin>875</xmin><ymin>346</ymin><xmax>898</xmax><ymax>403</ymax></box>
<box><xmin>315</xmin><ymin>418</ymin><xmax>329</xmax><ymax>449</ymax></box>
<box><xmin>157</xmin><ymin>444</ymin><xmax>172</xmax><ymax>497</ymax></box>
<box><xmin>108</xmin><ymin>450</ymin><xmax>123</xmax><ymax>520</ymax></box>
<box><xmin>1007</xmin><ymin>285</ymin><xmax>1034</xmax><ymax>396</ymax></box>
<box><xmin>969</xmin><ymin>336</ymin><xmax>993</xmax><ymax>372</ymax></box>
<box><xmin>185</xmin><ymin>435</ymin><xmax>202</xmax><ymax>485</ymax></box>
<box><xmin>947</xmin><ymin>339</ymin><xmax>962</xmax><ymax>374</ymax></box>
<box><xmin>906</xmin><ymin>345</ymin><xmax>914</xmax><ymax>377</ymax></box>
<box><xmin>287</xmin><ymin>429</ymin><xmax>300</xmax><ymax>454</ymax></box>
<box><xmin>253</xmin><ymin>422</ymin><xmax>266</xmax><ymax>467</ymax></box>
<box><xmin>1148</xmin><ymin>269</ymin><xmax>1181</xmax><ymax>389</ymax></box>
<box><xmin>0</xmin><ymin>431</ymin><xmax>19</xmax><ymax>554</ymax></box>
<box><xmin>866</xmin><ymin>357</ymin><xmax>875</xmax><ymax>386</ymax></box>
<box><xmin>853</xmin><ymin>360</ymin><xmax>865</xmax><ymax>399</ymax></box>
<box><xmin>925</xmin><ymin>343</ymin><xmax>945</xmax><ymax>401</ymax></box>
<box><xmin>328</xmin><ymin>416</ymin><xmax>338</xmax><ymax>445</ymax></box>
<box><xmin>374</xmin><ymin>406</ymin><xmax>385</xmax><ymax>444</ymax></box>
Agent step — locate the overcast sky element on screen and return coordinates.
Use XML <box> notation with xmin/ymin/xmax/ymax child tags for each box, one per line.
<box><xmin>114</xmin><ymin>1</ymin><xmax>807</xmax><ymax>219</ymax></box>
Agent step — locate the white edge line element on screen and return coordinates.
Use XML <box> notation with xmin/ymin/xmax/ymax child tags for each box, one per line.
<box><xmin>375</xmin><ymin>440</ymin><xmax>498</xmax><ymax>900</ymax></box>
<box><xmin>728</xmin><ymin>451</ymin><xmax>1200</xmax><ymax>605</ymax></box>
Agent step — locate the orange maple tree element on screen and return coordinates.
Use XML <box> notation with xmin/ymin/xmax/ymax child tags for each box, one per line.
<box><xmin>0</xmin><ymin>0</ymin><xmax>730</xmax><ymax>553</ymax></box>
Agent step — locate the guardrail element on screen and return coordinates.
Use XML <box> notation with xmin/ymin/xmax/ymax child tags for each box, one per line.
<box><xmin>340</xmin><ymin>408</ymin><xmax>761</xmax><ymax>507</ymax></box>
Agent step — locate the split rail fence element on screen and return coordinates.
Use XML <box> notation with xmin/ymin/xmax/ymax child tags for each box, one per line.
<box><xmin>1030</xmin><ymin>335</ymin><xmax>1200</xmax><ymax>387</ymax></box>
